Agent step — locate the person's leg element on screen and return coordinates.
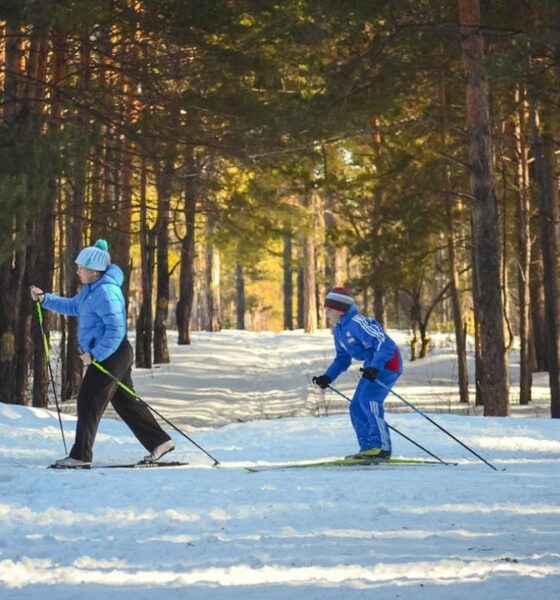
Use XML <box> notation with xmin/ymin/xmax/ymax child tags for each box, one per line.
<box><xmin>70</xmin><ymin>365</ymin><xmax>117</xmax><ymax>462</ymax></box>
<box><xmin>107</xmin><ymin>341</ymin><xmax>171</xmax><ymax>452</ymax></box>
<box><xmin>353</xmin><ymin>370</ymin><xmax>401</xmax><ymax>452</ymax></box>
<box><xmin>111</xmin><ymin>378</ymin><xmax>171</xmax><ymax>451</ymax></box>
<box><xmin>349</xmin><ymin>379</ymin><xmax>371</xmax><ymax>451</ymax></box>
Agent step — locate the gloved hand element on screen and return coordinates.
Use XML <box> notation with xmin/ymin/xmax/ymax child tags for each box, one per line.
<box><xmin>312</xmin><ymin>374</ymin><xmax>332</xmax><ymax>389</ymax></box>
<box><xmin>361</xmin><ymin>367</ymin><xmax>379</xmax><ymax>381</ymax></box>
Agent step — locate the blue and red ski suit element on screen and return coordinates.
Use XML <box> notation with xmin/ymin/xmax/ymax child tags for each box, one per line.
<box><xmin>324</xmin><ymin>305</ymin><xmax>402</xmax><ymax>453</ymax></box>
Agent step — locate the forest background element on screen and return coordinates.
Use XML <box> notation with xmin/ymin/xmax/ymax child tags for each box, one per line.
<box><xmin>0</xmin><ymin>0</ymin><xmax>559</xmax><ymax>419</ymax></box>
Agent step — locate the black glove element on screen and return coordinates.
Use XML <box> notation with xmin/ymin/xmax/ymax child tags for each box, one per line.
<box><xmin>312</xmin><ymin>374</ymin><xmax>332</xmax><ymax>389</ymax></box>
<box><xmin>361</xmin><ymin>367</ymin><xmax>379</xmax><ymax>381</ymax></box>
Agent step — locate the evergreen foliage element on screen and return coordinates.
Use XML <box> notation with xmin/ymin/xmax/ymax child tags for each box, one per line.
<box><xmin>1</xmin><ymin>0</ymin><xmax>559</xmax><ymax>414</ymax></box>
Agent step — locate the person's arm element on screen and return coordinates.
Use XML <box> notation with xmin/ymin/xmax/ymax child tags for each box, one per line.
<box><xmin>350</xmin><ymin>316</ymin><xmax>395</xmax><ymax>370</ymax></box>
<box><xmin>89</xmin><ymin>288</ymin><xmax>125</xmax><ymax>362</ymax></box>
<box><xmin>324</xmin><ymin>335</ymin><xmax>352</xmax><ymax>382</ymax></box>
<box><xmin>41</xmin><ymin>289</ymin><xmax>84</xmax><ymax>317</ymax></box>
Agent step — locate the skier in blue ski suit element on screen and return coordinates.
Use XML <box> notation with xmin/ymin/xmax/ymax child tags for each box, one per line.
<box><xmin>30</xmin><ymin>239</ymin><xmax>172</xmax><ymax>468</ymax></box>
<box><xmin>313</xmin><ymin>287</ymin><xmax>402</xmax><ymax>458</ymax></box>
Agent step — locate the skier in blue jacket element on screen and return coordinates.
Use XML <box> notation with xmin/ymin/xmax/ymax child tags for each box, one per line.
<box><xmin>30</xmin><ymin>239</ymin><xmax>173</xmax><ymax>468</ymax></box>
<box><xmin>313</xmin><ymin>287</ymin><xmax>402</xmax><ymax>459</ymax></box>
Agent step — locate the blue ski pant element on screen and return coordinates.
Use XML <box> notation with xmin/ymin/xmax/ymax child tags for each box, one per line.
<box><xmin>350</xmin><ymin>368</ymin><xmax>401</xmax><ymax>452</ymax></box>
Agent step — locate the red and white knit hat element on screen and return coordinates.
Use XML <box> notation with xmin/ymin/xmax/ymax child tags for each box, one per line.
<box><xmin>324</xmin><ymin>287</ymin><xmax>355</xmax><ymax>313</ymax></box>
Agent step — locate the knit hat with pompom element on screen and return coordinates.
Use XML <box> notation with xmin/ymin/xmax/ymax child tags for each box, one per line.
<box><xmin>324</xmin><ymin>287</ymin><xmax>355</xmax><ymax>313</ymax></box>
<box><xmin>75</xmin><ymin>239</ymin><xmax>111</xmax><ymax>271</ymax></box>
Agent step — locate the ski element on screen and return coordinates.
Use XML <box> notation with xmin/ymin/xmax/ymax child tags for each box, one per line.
<box><xmin>94</xmin><ymin>460</ymin><xmax>189</xmax><ymax>469</ymax></box>
<box><xmin>49</xmin><ymin>461</ymin><xmax>189</xmax><ymax>470</ymax></box>
<box><xmin>245</xmin><ymin>457</ymin><xmax>457</xmax><ymax>472</ymax></box>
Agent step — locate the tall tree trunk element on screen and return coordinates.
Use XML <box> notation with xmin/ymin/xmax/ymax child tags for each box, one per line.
<box><xmin>60</xmin><ymin>33</ymin><xmax>83</xmax><ymax>401</ymax></box>
<box><xmin>136</xmin><ymin>157</ymin><xmax>156</xmax><ymax>367</ymax></box>
<box><xmin>283</xmin><ymin>230</ymin><xmax>293</xmax><ymax>330</ymax></box>
<box><xmin>30</xmin><ymin>35</ymin><xmax>53</xmax><ymax>408</ymax></box>
<box><xmin>373</xmin><ymin>288</ymin><xmax>386</xmax><ymax>326</ymax></box>
<box><xmin>176</xmin><ymin>149</ymin><xmax>197</xmax><ymax>345</ymax></box>
<box><xmin>439</xmin><ymin>50</ymin><xmax>469</xmax><ymax>405</ymax></box>
<box><xmin>529</xmin><ymin>229</ymin><xmax>547</xmax><ymax>372</ymax></box>
<box><xmin>204</xmin><ymin>211</ymin><xmax>221</xmax><ymax>332</ymax></box>
<box><xmin>235</xmin><ymin>263</ymin><xmax>245</xmax><ymax>330</ymax></box>
<box><xmin>297</xmin><ymin>261</ymin><xmax>304</xmax><ymax>330</ymax></box>
<box><xmin>445</xmin><ymin>195</ymin><xmax>469</xmax><ymax>404</ymax></box>
<box><xmin>153</xmin><ymin>155</ymin><xmax>173</xmax><ymax>364</ymax></box>
<box><xmin>458</xmin><ymin>0</ymin><xmax>509</xmax><ymax>415</ymax></box>
<box><xmin>528</xmin><ymin>96</ymin><xmax>560</xmax><ymax>418</ymax></box>
<box><xmin>514</xmin><ymin>86</ymin><xmax>532</xmax><ymax>405</ymax></box>
<box><xmin>0</xmin><ymin>24</ymin><xmax>25</xmax><ymax>404</ymax></box>
<box><xmin>303</xmin><ymin>191</ymin><xmax>317</xmax><ymax>333</ymax></box>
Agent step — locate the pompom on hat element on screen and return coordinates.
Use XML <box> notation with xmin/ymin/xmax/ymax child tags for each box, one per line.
<box><xmin>75</xmin><ymin>239</ymin><xmax>111</xmax><ymax>272</ymax></box>
<box><xmin>324</xmin><ymin>287</ymin><xmax>356</xmax><ymax>313</ymax></box>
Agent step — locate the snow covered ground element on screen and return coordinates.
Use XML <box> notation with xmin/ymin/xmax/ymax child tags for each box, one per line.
<box><xmin>1</xmin><ymin>329</ymin><xmax>559</xmax><ymax>599</ymax></box>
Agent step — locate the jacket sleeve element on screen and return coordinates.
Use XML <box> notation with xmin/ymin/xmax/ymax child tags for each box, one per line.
<box><xmin>90</xmin><ymin>288</ymin><xmax>125</xmax><ymax>362</ymax></box>
<box><xmin>42</xmin><ymin>290</ymin><xmax>83</xmax><ymax>317</ymax></box>
<box><xmin>324</xmin><ymin>335</ymin><xmax>352</xmax><ymax>382</ymax></box>
<box><xmin>351</xmin><ymin>318</ymin><xmax>396</xmax><ymax>371</ymax></box>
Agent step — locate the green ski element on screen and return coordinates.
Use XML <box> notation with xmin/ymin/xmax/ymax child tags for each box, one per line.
<box><xmin>245</xmin><ymin>457</ymin><xmax>457</xmax><ymax>472</ymax></box>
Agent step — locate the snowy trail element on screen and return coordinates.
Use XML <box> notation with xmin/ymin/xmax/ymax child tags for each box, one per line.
<box><xmin>1</xmin><ymin>330</ymin><xmax>559</xmax><ymax>599</ymax></box>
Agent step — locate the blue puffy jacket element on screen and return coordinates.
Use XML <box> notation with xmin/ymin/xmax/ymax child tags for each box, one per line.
<box><xmin>325</xmin><ymin>305</ymin><xmax>401</xmax><ymax>382</ymax></box>
<box><xmin>42</xmin><ymin>265</ymin><xmax>127</xmax><ymax>362</ymax></box>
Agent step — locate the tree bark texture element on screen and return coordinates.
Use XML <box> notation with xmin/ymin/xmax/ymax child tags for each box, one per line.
<box><xmin>513</xmin><ymin>88</ymin><xmax>532</xmax><ymax>405</ymax></box>
<box><xmin>153</xmin><ymin>157</ymin><xmax>173</xmax><ymax>364</ymax></box>
<box><xmin>204</xmin><ymin>212</ymin><xmax>221</xmax><ymax>332</ymax></box>
<box><xmin>283</xmin><ymin>231</ymin><xmax>294</xmax><ymax>330</ymax></box>
<box><xmin>458</xmin><ymin>0</ymin><xmax>510</xmax><ymax>415</ymax></box>
<box><xmin>529</xmin><ymin>127</ymin><xmax>560</xmax><ymax>418</ymax></box>
<box><xmin>176</xmin><ymin>150</ymin><xmax>197</xmax><ymax>345</ymax></box>
<box><xmin>303</xmin><ymin>191</ymin><xmax>318</xmax><ymax>333</ymax></box>
<box><xmin>235</xmin><ymin>263</ymin><xmax>245</xmax><ymax>330</ymax></box>
<box><xmin>136</xmin><ymin>157</ymin><xmax>156</xmax><ymax>367</ymax></box>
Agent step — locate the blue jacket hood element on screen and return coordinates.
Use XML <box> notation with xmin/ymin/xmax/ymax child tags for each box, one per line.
<box><xmin>91</xmin><ymin>264</ymin><xmax>124</xmax><ymax>290</ymax></box>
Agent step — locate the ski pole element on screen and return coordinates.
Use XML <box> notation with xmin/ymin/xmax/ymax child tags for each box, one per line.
<box><xmin>325</xmin><ymin>383</ymin><xmax>449</xmax><ymax>465</ymax></box>
<box><xmin>367</xmin><ymin>374</ymin><xmax>498</xmax><ymax>471</ymax></box>
<box><xmin>35</xmin><ymin>301</ymin><xmax>68</xmax><ymax>454</ymax></box>
<box><xmin>91</xmin><ymin>360</ymin><xmax>220</xmax><ymax>466</ymax></box>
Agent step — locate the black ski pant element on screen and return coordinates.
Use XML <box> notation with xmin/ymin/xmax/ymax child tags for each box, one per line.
<box><xmin>70</xmin><ymin>339</ymin><xmax>171</xmax><ymax>462</ymax></box>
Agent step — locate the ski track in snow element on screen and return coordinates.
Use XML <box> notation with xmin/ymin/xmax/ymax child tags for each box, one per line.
<box><xmin>0</xmin><ymin>329</ymin><xmax>559</xmax><ymax>599</ymax></box>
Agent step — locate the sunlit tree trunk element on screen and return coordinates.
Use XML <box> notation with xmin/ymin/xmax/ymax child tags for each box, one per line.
<box><xmin>513</xmin><ymin>86</ymin><xmax>532</xmax><ymax>405</ymax></box>
<box><xmin>439</xmin><ymin>50</ymin><xmax>469</xmax><ymax>404</ymax></box>
<box><xmin>528</xmin><ymin>92</ymin><xmax>560</xmax><ymax>418</ymax></box>
<box><xmin>153</xmin><ymin>155</ymin><xmax>173</xmax><ymax>364</ymax></box>
<box><xmin>136</xmin><ymin>157</ymin><xmax>156</xmax><ymax>367</ymax></box>
<box><xmin>204</xmin><ymin>211</ymin><xmax>221</xmax><ymax>332</ymax></box>
<box><xmin>303</xmin><ymin>191</ymin><xmax>317</xmax><ymax>333</ymax></box>
<box><xmin>235</xmin><ymin>263</ymin><xmax>245</xmax><ymax>330</ymax></box>
<box><xmin>176</xmin><ymin>148</ymin><xmax>198</xmax><ymax>344</ymax></box>
<box><xmin>297</xmin><ymin>261</ymin><xmax>304</xmax><ymax>330</ymax></box>
<box><xmin>283</xmin><ymin>229</ymin><xmax>294</xmax><ymax>330</ymax></box>
<box><xmin>29</xmin><ymin>34</ymin><xmax>53</xmax><ymax>408</ymax></box>
<box><xmin>0</xmin><ymin>23</ymin><xmax>26</xmax><ymax>404</ymax></box>
<box><xmin>530</xmin><ymin>230</ymin><xmax>547</xmax><ymax>372</ymax></box>
<box><xmin>60</xmin><ymin>32</ymin><xmax>84</xmax><ymax>400</ymax></box>
<box><xmin>458</xmin><ymin>0</ymin><xmax>509</xmax><ymax>415</ymax></box>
